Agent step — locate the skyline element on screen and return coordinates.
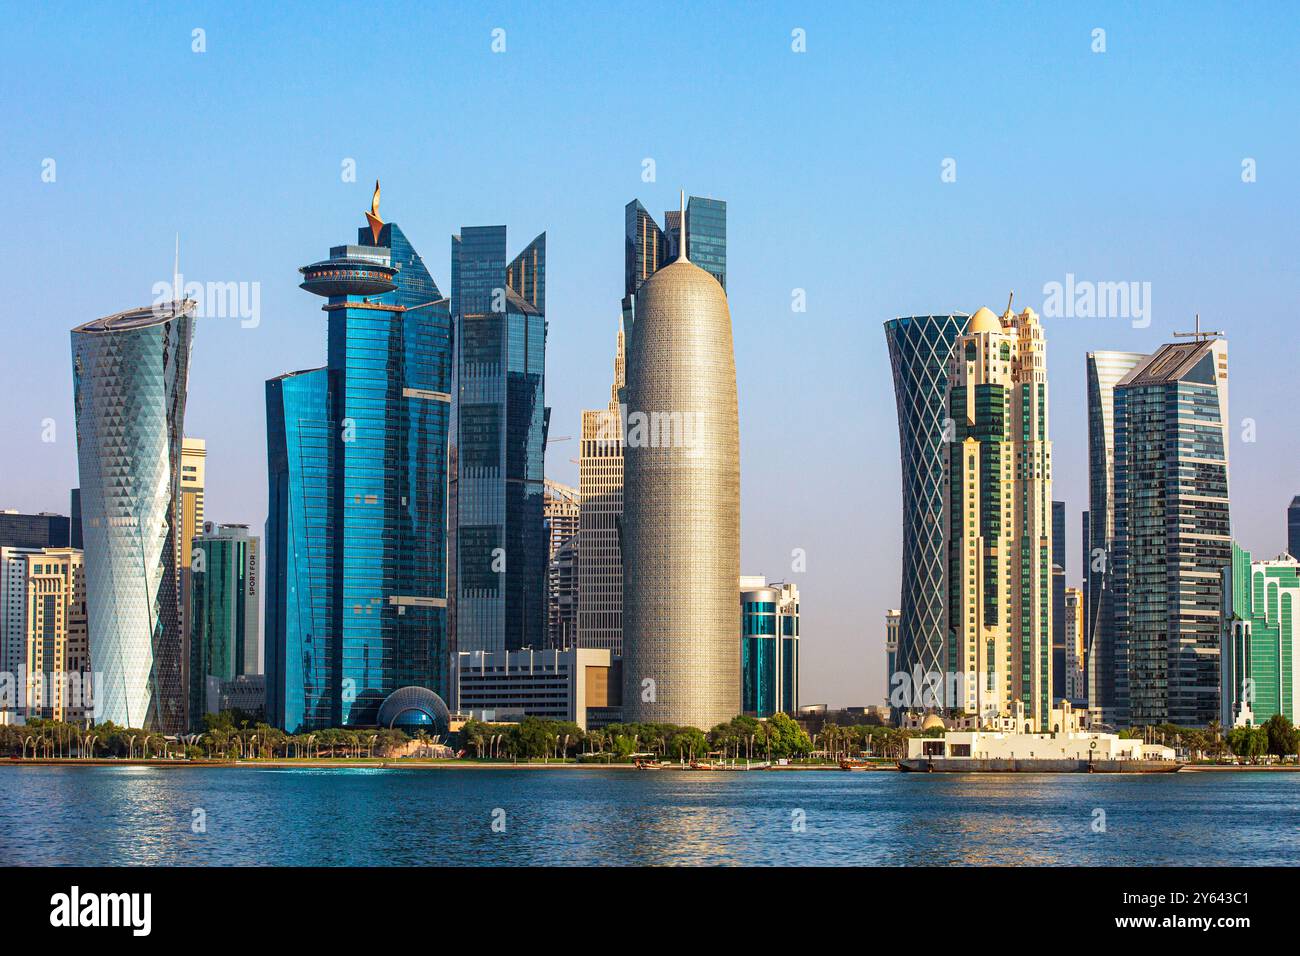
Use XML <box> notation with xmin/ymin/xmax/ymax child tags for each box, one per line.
<box><xmin>3</xmin><ymin>3</ymin><xmax>1299</xmax><ymax>707</ymax></box>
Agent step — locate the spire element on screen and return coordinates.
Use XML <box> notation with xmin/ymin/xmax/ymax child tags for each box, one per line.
<box><xmin>365</xmin><ymin>179</ymin><xmax>384</xmax><ymax>243</ymax></box>
<box><xmin>678</xmin><ymin>189</ymin><xmax>689</xmax><ymax>263</ymax></box>
<box><xmin>173</xmin><ymin>233</ymin><xmax>180</xmax><ymax>306</ymax></box>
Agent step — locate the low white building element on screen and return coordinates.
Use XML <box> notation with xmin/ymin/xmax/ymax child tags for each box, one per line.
<box><xmin>907</xmin><ymin>730</ymin><xmax>1175</xmax><ymax>762</ymax></box>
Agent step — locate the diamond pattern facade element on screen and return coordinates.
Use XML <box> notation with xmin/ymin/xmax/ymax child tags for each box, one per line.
<box><xmin>72</xmin><ymin>302</ymin><xmax>195</xmax><ymax>732</ymax></box>
<box><xmin>884</xmin><ymin>314</ymin><xmax>966</xmax><ymax>699</ymax></box>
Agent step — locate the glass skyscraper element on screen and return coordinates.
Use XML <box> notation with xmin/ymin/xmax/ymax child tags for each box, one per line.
<box><xmin>188</xmin><ymin>524</ymin><xmax>260</xmax><ymax>730</ymax></box>
<box><xmin>265</xmin><ymin>188</ymin><xmax>451</xmax><ymax>731</ymax></box>
<box><xmin>1113</xmin><ymin>338</ymin><xmax>1230</xmax><ymax>726</ymax></box>
<box><xmin>448</xmin><ymin>226</ymin><xmax>548</xmax><ymax>655</ymax></box>
<box><xmin>883</xmin><ymin>313</ymin><xmax>967</xmax><ymax>707</ymax></box>
<box><xmin>1083</xmin><ymin>350</ymin><xmax>1146</xmax><ymax>724</ymax></box>
<box><xmin>740</xmin><ymin>577</ymin><xmax>799</xmax><ymax>717</ymax></box>
<box><xmin>72</xmin><ymin>300</ymin><xmax>196</xmax><ymax>732</ymax></box>
<box><xmin>1289</xmin><ymin>496</ymin><xmax>1300</xmax><ymax>561</ymax></box>
<box><xmin>1221</xmin><ymin>543</ymin><xmax>1300</xmax><ymax>728</ymax></box>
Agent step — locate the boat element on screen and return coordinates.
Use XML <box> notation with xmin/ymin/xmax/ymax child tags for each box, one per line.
<box><xmin>839</xmin><ymin>758</ymin><xmax>878</xmax><ymax>771</ymax></box>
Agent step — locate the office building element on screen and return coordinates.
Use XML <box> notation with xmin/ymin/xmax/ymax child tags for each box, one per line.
<box><xmin>1113</xmin><ymin>336</ymin><xmax>1230</xmax><ymax>726</ymax></box>
<box><xmin>0</xmin><ymin>510</ymin><xmax>73</xmax><ymax>550</ymax></box>
<box><xmin>1083</xmin><ymin>350</ymin><xmax>1146</xmax><ymax>723</ymax></box>
<box><xmin>1052</xmin><ymin>500</ymin><xmax>1067</xmax><ymax>702</ymax></box>
<box><xmin>24</xmin><ymin>548</ymin><xmax>88</xmax><ymax>722</ymax></box>
<box><xmin>448</xmin><ymin>225</ymin><xmax>548</xmax><ymax>656</ymax></box>
<box><xmin>1289</xmin><ymin>496</ymin><xmax>1300</xmax><ymax>560</ymax></box>
<box><xmin>577</xmin><ymin>324</ymin><xmax>626</xmax><ymax>654</ymax></box>
<box><xmin>622</xmin><ymin>195</ymin><xmax>740</xmax><ymax>730</ymax></box>
<box><xmin>943</xmin><ymin>304</ymin><xmax>1054</xmax><ymax>728</ymax></box>
<box><xmin>543</xmin><ymin>480</ymin><xmax>580</xmax><ymax>648</ymax></box>
<box><xmin>883</xmin><ymin>313</ymin><xmax>968</xmax><ymax>708</ymax></box>
<box><xmin>1221</xmin><ymin>544</ymin><xmax>1299</xmax><ymax>728</ymax></box>
<box><xmin>1</xmin><ymin>546</ymin><xmax>40</xmax><ymax>717</ymax></box>
<box><xmin>188</xmin><ymin>523</ymin><xmax>260</xmax><ymax>730</ymax></box>
<box><xmin>740</xmin><ymin>576</ymin><xmax>799</xmax><ymax>717</ymax></box>
<box><xmin>885</xmin><ymin>609</ymin><xmax>900</xmax><ymax>703</ymax></box>
<box><xmin>265</xmin><ymin>184</ymin><xmax>451</xmax><ymax>731</ymax></box>
<box><xmin>1063</xmin><ymin>586</ymin><xmax>1085</xmax><ymax>704</ymax></box>
<box><xmin>72</xmin><ymin>300</ymin><xmax>196</xmax><ymax>732</ymax></box>
<box><xmin>449</xmin><ymin>646</ymin><xmax>620</xmax><ymax>731</ymax></box>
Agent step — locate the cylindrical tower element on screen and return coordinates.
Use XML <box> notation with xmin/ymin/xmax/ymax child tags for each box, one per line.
<box><xmin>622</xmin><ymin>257</ymin><xmax>739</xmax><ymax>730</ymax></box>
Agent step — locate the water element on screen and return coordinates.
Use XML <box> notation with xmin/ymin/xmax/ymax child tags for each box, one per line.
<box><xmin>0</xmin><ymin>767</ymin><xmax>1295</xmax><ymax>866</ymax></box>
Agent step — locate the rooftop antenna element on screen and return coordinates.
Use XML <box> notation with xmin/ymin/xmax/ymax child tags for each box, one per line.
<box><xmin>677</xmin><ymin>189</ymin><xmax>689</xmax><ymax>263</ymax></box>
<box><xmin>173</xmin><ymin>233</ymin><xmax>181</xmax><ymax>306</ymax></box>
<box><xmin>1005</xmin><ymin>290</ymin><xmax>1015</xmax><ymax>314</ymax></box>
<box><xmin>1173</xmin><ymin>313</ymin><xmax>1225</xmax><ymax>341</ymax></box>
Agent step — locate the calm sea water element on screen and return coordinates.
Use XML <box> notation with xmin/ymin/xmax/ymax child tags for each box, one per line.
<box><xmin>0</xmin><ymin>766</ymin><xmax>1295</xmax><ymax>866</ymax></box>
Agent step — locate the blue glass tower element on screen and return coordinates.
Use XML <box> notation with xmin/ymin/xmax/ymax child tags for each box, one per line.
<box><xmin>265</xmin><ymin>185</ymin><xmax>451</xmax><ymax>731</ymax></box>
<box><xmin>449</xmin><ymin>226</ymin><xmax>548</xmax><ymax>654</ymax></box>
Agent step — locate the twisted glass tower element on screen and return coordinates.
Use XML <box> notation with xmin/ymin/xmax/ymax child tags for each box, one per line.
<box><xmin>883</xmin><ymin>313</ymin><xmax>966</xmax><ymax>706</ymax></box>
<box><xmin>265</xmin><ymin>185</ymin><xmax>452</xmax><ymax>730</ymax></box>
<box><xmin>622</xmin><ymin>210</ymin><xmax>740</xmax><ymax>731</ymax></box>
<box><xmin>72</xmin><ymin>301</ymin><xmax>196</xmax><ymax>731</ymax></box>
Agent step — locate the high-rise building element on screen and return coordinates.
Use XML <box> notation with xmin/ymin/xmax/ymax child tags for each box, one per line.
<box><xmin>577</xmin><ymin>325</ymin><xmax>626</xmax><ymax>655</ymax></box>
<box><xmin>24</xmin><ymin>548</ymin><xmax>88</xmax><ymax>722</ymax></box>
<box><xmin>543</xmin><ymin>480</ymin><xmax>580</xmax><ymax>649</ymax></box>
<box><xmin>1052</xmin><ymin>500</ymin><xmax>1067</xmax><ymax>703</ymax></box>
<box><xmin>1113</xmin><ymin>337</ymin><xmax>1230</xmax><ymax>726</ymax></box>
<box><xmin>1083</xmin><ymin>350</ymin><xmax>1146</xmax><ymax>724</ymax></box>
<box><xmin>1</xmin><ymin>546</ymin><xmax>41</xmax><ymax>717</ymax></box>
<box><xmin>885</xmin><ymin>609</ymin><xmax>900</xmax><ymax>704</ymax></box>
<box><xmin>739</xmin><ymin>576</ymin><xmax>799</xmax><ymax>717</ymax></box>
<box><xmin>883</xmin><ymin>313</ymin><xmax>968</xmax><ymax>709</ymax></box>
<box><xmin>177</xmin><ymin>436</ymin><xmax>206</xmax><ymax>728</ymax></box>
<box><xmin>265</xmin><ymin>184</ymin><xmax>451</xmax><ymax>731</ymax></box>
<box><xmin>0</xmin><ymin>510</ymin><xmax>74</xmax><ymax>550</ymax></box>
<box><xmin>1221</xmin><ymin>544</ymin><xmax>1300</xmax><ymax>727</ymax></box>
<box><xmin>622</xmin><ymin>196</ymin><xmax>740</xmax><ymax>730</ymax></box>
<box><xmin>1289</xmin><ymin>496</ymin><xmax>1300</xmax><ymax>560</ymax></box>
<box><xmin>448</xmin><ymin>225</ymin><xmax>548</xmax><ymax>657</ymax></box>
<box><xmin>1063</xmin><ymin>586</ymin><xmax>1085</xmax><ymax>704</ymax></box>
<box><xmin>943</xmin><ymin>305</ymin><xmax>1053</xmax><ymax>728</ymax></box>
<box><xmin>189</xmin><ymin>523</ymin><xmax>260</xmax><ymax>730</ymax></box>
<box><xmin>72</xmin><ymin>300</ymin><xmax>196</xmax><ymax>732</ymax></box>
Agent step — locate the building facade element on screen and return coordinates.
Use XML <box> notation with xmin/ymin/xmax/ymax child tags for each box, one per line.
<box><xmin>543</xmin><ymin>480</ymin><xmax>580</xmax><ymax>648</ymax></box>
<box><xmin>72</xmin><ymin>300</ymin><xmax>196</xmax><ymax>732</ymax></box>
<box><xmin>448</xmin><ymin>226</ymin><xmax>548</xmax><ymax>657</ymax></box>
<box><xmin>622</xmin><ymin>198</ymin><xmax>740</xmax><ymax>730</ymax></box>
<box><xmin>943</xmin><ymin>305</ymin><xmax>1053</xmax><ymax>728</ymax></box>
<box><xmin>1063</xmin><ymin>586</ymin><xmax>1085</xmax><ymax>704</ymax></box>
<box><xmin>1083</xmin><ymin>350</ymin><xmax>1146</xmax><ymax>724</ymax></box>
<box><xmin>577</xmin><ymin>325</ymin><xmax>626</xmax><ymax>654</ymax></box>
<box><xmin>739</xmin><ymin>576</ymin><xmax>799</xmax><ymax>717</ymax></box>
<box><xmin>1289</xmin><ymin>495</ymin><xmax>1300</xmax><ymax>560</ymax></box>
<box><xmin>449</xmin><ymin>646</ymin><xmax>619</xmax><ymax>731</ymax></box>
<box><xmin>1051</xmin><ymin>500</ymin><xmax>1067</xmax><ymax>703</ymax></box>
<box><xmin>1113</xmin><ymin>338</ymin><xmax>1230</xmax><ymax>726</ymax></box>
<box><xmin>885</xmin><ymin>609</ymin><xmax>900</xmax><ymax>704</ymax></box>
<box><xmin>1221</xmin><ymin>544</ymin><xmax>1299</xmax><ymax>728</ymax></box>
<box><xmin>188</xmin><ymin>523</ymin><xmax>260</xmax><ymax>730</ymax></box>
<box><xmin>24</xmin><ymin>548</ymin><xmax>89</xmax><ymax>722</ymax></box>
<box><xmin>265</xmin><ymin>186</ymin><xmax>452</xmax><ymax>731</ymax></box>
<box><xmin>883</xmin><ymin>313</ymin><xmax>968</xmax><ymax>709</ymax></box>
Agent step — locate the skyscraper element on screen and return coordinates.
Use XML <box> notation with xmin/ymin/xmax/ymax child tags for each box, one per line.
<box><xmin>265</xmin><ymin>184</ymin><xmax>452</xmax><ymax>731</ymax></box>
<box><xmin>883</xmin><ymin>313</ymin><xmax>967</xmax><ymax>709</ymax></box>
<box><xmin>885</xmin><ymin>609</ymin><xmax>900</xmax><ymax>703</ymax></box>
<box><xmin>577</xmin><ymin>325</ymin><xmax>626</xmax><ymax>655</ymax></box>
<box><xmin>543</xmin><ymin>480</ymin><xmax>580</xmax><ymax>648</ymax></box>
<box><xmin>622</xmin><ymin>196</ymin><xmax>740</xmax><ymax>730</ymax></box>
<box><xmin>72</xmin><ymin>300</ymin><xmax>196</xmax><ymax>732</ymax></box>
<box><xmin>1052</xmin><ymin>500</ymin><xmax>1067</xmax><ymax>703</ymax></box>
<box><xmin>1063</xmin><ymin>586</ymin><xmax>1085</xmax><ymax>704</ymax></box>
<box><xmin>943</xmin><ymin>304</ymin><xmax>1053</xmax><ymax>728</ymax></box>
<box><xmin>1113</xmin><ymin>336</ymin><xmax>1230</xmax><ymax>726</ymax></box>
<box><xmin>1084</xmin><ymin>350</ymin><xmax>1146</xmax><ymax>724</ymax></box>
<box><xmin>740</xmin><ymin>576</ymin><xmax>799</xmax><ymax>717</ymax></box>
<box><xmin>24</xmin><ymin>548</ymin><xmax>88</xmax><ymax>722</ymax></box>
<box><xmin>177</xmin><ymin>435</ymin><xmax>205</xmax><ymax>727</ymax></box>
<box><xmin>448</xmin><ymin>225</ymin><xmax>548</xmax><ymax>656</ymax></box>
<box><xmin>189</xmin><ymin>523</ymin><xmax>260</xmax><ymax>730</ymax></box>
<box><xmin>1289</xmin><ymin>495</ymin><xmax>1300</xmax><ymax>560</ymax></box>
<box><xmin>1221</xmin><ymin>543</ymin><xmax>1300</xmax><ymax>727</ymax></box>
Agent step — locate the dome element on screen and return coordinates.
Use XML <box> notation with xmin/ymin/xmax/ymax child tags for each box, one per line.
<box><xmin>968</xmin><ymin>306</ymin><xmax>1001</xmax><ymax>334</ymax></box>
<box><xmin>375</xmin><ymin>686</ymin><xmax>451</xmax><ymax>732</ymax></box>
<box><xmin>921</xmin><ymin>713</ymin><xmax>947</xmax><ymax>731</ymax></box>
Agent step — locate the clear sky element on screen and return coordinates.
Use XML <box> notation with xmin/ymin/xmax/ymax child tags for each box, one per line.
<box><xmin>2</xmin><ymin>2</ymin><xmax>1297</xmax><ymax>707</ymax></box>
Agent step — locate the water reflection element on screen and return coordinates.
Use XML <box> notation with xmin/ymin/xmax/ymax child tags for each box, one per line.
<box><xmin>0</xmin><ymin>767</ymin><xmax>1297</xmax><ymax>866</ymax></box>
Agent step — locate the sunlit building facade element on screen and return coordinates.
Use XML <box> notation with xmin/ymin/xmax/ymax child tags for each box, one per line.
<box><xmin>72</xmin><ymin>300</ymin><xmax>196</xmax><ymax>732</ymax></box>
<box><xmin>24</xmin><ymin>548</ymin><xmax>88</xmax><ymax>722</ymax></box>
<box><xmin>1113</xmin><ymin>338</ymin><xmax>1230</xmax><ymax>726</ymax></box>
<box><xmin>740</xmin><ymin>576</ymin><xmax>799</xmax><ymax>717</ymax></box>
<box><xmin>448</xmin><ymin>226</ymin><xmax>548</xmax><ymax>656</ymax></box>
<box><xmin>1221</xmin><ymin>544</ymin><xmax>1300</xmax><ymax>727</ymax></box>
<box><xmin>883</xmin><ymin>313</ymin><xmax>967</xmax><ymax>710</ymax></box>
<box><xmin>265</xmin><ymin>187</ymin><xmax>451</xmax><ymax>731</ymax></box>
<box><xmin>943</xmin><ymin>305</ymin><xmax>1054</xmax><ymax>728</ymax></box>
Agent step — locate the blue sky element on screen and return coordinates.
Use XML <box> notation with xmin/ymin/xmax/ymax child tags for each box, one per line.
<box><xmin>2</xmin><ymin>1</ymin><xmax>1297</xmax><ymax>706</ymax></box>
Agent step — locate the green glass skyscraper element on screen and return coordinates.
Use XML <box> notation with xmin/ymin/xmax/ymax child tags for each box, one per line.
<box><xmin>1221</xmin><ymin>543</ymin><xmax>1300</xmax><ymax>727</ymax></box>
